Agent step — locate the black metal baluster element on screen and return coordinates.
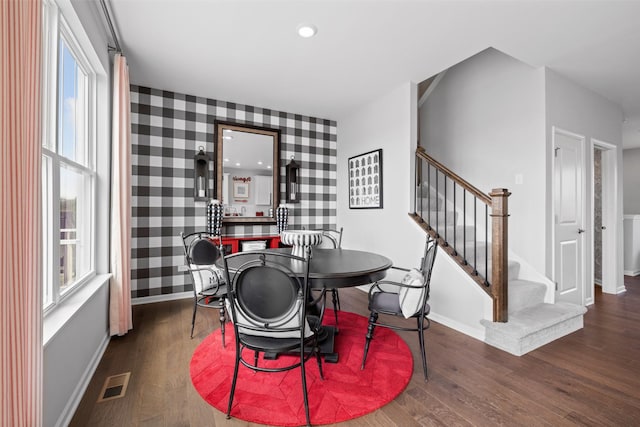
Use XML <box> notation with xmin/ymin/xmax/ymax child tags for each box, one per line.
<box><xmin>463</xmin><ymin>189</ymin><xmax>467</xmax><ymax>265</ymax></box>
<box><xmin>485</xmin><ymin>204</ymin><xmax>489</xmax><ymax>286</ymax></box>
<box><xmin>444</xmin><ymin>176</ymin><xmax>448</xmax><ymax>245</ymax></box>
<box><xmin>435</xmin><ymin>170</ymin><xmax>439</xmax><ymax>238</ymax></box>
<box><xmin>473</xmin><ymin>198</ymin><xmax>477</xmax><ymax>275</ymax></box>
<box><xmin>415</xmin><ymin>155</ymin><xmax>420</xmax><ymax>216</ymax></box>
<box><xmin>452</xmin><ymin>182</ymin><xmax>457</xmax><ymax>255</ymax></box>
<box><xmin>427</xmin><ymin>163</ymin><xmax>431</xmax><ymax>229</ymax></box>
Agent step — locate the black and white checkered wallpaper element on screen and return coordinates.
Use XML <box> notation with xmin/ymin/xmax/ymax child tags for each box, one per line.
<box><xmin>130</xmin><ymin>85</ymin><xmax>337</xmax><ymax>299</ymax></box>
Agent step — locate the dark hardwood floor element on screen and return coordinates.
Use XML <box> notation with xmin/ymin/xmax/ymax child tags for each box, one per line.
<box><xmin>70</xmin><ymin>276</ymin><xmax>640</xmax><ymax>426</ymax></box>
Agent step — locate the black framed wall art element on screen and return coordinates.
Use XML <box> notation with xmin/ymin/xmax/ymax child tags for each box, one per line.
<box><xmin>348</xmin><ymin>149</ymin><xmax>383</xmax><ymax>209</ymax></box>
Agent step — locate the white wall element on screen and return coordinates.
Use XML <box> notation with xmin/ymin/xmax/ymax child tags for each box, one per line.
<box><xmin>623</xmin><ymin>148</ymin><xmax>640</xmax><ymax>214</ymax></box>
<box><xmin>43</xmin><ymin>279</ymin><xmax>110</xmax><ymax>427</ymax></box>
<box><xmin>338</xmin><ymin>82</ymin><xmax>491</xmax><ymax>339</ymax></box>
<box><xmin>544</xmin><ymin>68</ymin><xmax>624</xmax><ymax>294</ymax></box>
<box><xmin>337</xmin><ymin>82</ymin><xmax>423</xmax><ymax>266</ymax></box>
<box><xmin>420</xmin><ymin>48</ymin><xmax>547</xmax><ymax>272</ymax></box>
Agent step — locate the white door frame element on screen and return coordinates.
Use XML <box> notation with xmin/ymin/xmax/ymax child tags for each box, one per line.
<box><xmin>551</xmin><ymin>126</ymin><xmax>587</xmax><ymax>306</ymax></box>
<box><xmin>591</xmin><ymin>139</ymin><xmax>618</xmax><ymax>296</ymax></box>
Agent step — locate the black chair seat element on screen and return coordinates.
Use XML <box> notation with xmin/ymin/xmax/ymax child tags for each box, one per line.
<box><xmin>370</xmin><ymin>291</ymin><xmax>431</xmax><ymax>317</ymax></box>
<box><xmin>199</xmin><ymin>284</ymin><xmax>227</xmax><ymax>299</ymax></box>
<box><xmin>370</xmin><ymin>291</ymin><xmax>401</xmax><ymax>313</ymax></box>
<box><xmin>240</xmin><ymin>315</ymin><xmax>321</xmax><ymax>351</ymax></box>
<box><xmin>239</xmin><ymin>332</ymin><xmax>318</xmax><ymax>353</ymax></box>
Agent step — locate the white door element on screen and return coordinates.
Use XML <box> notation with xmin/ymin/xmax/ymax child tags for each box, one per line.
<box><xmin>553</xmin><ymin>129</ymin><xmax>585</xmax><ymax>306</ymax></box>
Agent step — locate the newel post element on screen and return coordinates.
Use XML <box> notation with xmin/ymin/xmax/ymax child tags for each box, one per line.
<box><xmin>490</xmin><ymin>188</ymin><xmax>510</xmax><ymax>322</ymax></box>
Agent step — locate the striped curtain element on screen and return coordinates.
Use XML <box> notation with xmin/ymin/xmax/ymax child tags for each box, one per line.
<box><xmin>109</xmin><ymin>53</ymin><xmax>133</xmax><ymax>336</ymax></box>
<box><xmin>1</xmin><ymin>0</ymin><xmax>43</xmax><ymax>426</ymax></box>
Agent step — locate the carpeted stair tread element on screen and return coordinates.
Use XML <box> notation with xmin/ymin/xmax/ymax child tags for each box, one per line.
<box><xmin>508</xmin><ymin>279</ymin><xmax>547</xmax><ymax>313</ymax></box>
<box><xmin>481</xmin><ymin>302</ymin><xmax>587</xmax><ymax>355</ymax></box>
<box><xmin>482</xmin><ymin>302</ymin><xmax>586</xmax><ymax>337</ymax></box>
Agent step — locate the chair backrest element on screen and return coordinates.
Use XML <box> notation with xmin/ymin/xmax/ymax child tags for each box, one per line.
<box><xmin>418</xmin><ymin>236</ymin><xmax>438</xmax><ymax>300</ymax></box>
<box><xmin>315</xmin><ymin>227</ymin><xmax>343</xmax><ymax>249</ymax></box>
<box><xmin>181</xmin><ymin>232</ymin><xmax>221</xmax><ymax>263</ymax></box>
<box><xmin>222</xmin><ymin>250</ymin><xmax>312</xmax><ymax>338</ymax></box>
<box><xmin>397</xmin><ymin>236</ymin><xmax>438</xmax><ymax>318</ymax></box>
<box><xmin>181</xmin><ymin>232</ymin><xmax>223</xmax><ymax>293</ymax></box>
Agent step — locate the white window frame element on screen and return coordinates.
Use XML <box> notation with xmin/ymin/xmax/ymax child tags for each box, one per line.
<box><xmin>42</xmin><ymin>0</ymin><xmax>98</xmax><ymax>314</ymax></box>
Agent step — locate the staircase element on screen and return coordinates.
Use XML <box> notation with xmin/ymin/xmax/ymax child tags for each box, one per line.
<box><xmin>413</xmin><ymin>147</ymin><xmax>586</xmax><ymax>356</ymax></box>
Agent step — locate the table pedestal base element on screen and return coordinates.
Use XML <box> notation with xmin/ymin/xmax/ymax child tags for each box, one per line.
<box><xmin>263</xmin><ymin>325</ymin><xmax>339</xmax><ymax>363</ymax></box>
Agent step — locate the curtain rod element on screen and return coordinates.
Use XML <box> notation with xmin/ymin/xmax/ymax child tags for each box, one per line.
<box><xmin>99</xmin><ymin>0</ymin><xmax>122</xmax><ymax>54</ymax></box>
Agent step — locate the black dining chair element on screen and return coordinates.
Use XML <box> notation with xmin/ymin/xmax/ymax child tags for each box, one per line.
<box><xmin>221</xmin><ymin>248</ymin><xmax>325</xmax><ymax>427</ymax></box>
<box><xmin>361</xmin><ymin>236</ymin><xmax>438</xmax><ymax>380</ymax></box>
<box><xmin>314</xmin><ymin>227</ymin><xmax>344</xmax><ymax>327</ymax></box>
<box><xmin>180</xmin><ymin>232</ymin><xmax>227</xmax><ymax>344</ymax></box>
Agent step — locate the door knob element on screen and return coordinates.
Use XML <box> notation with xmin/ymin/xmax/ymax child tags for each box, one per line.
<box><xmin>578</xmin><ymin>228</ymin><xmax>585</xmax><ymax>234</ymax></box>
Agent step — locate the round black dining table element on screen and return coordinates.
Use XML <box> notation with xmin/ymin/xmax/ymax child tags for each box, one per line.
<box><xmin>221</xmin><ymin>247</ymin><xmax>393</xmax><ymax>289</ymax></box>
<box><xmin>221</xmin><ymin>247</ymin><xmax>393</xmax><ymax>362</ymax></box>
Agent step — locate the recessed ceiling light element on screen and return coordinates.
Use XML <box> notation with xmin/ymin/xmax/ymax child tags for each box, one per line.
<box><xmin>258</xmin><ymin>161</ymin><xmax>263</xmax><ymax>165</ymax></box>
<box><xmin>223</xmin><ymin>135</ymin><xmax>233</xmax><ymax>140</ymax></box>
<box><xmin>224</xmin><ymin>158</ymin><xmax>229</xmax><ymax>162</ymax></box>
<box><xmin>297</xmin><ymin>23</ymin><xmax>317</xmax><ymax>38</ymax></box>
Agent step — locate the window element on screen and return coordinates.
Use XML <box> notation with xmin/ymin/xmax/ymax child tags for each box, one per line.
<box><xmin>42</xmin><ymin>1</ymin><xmax>97</xmax><ymax>311</ymax></box>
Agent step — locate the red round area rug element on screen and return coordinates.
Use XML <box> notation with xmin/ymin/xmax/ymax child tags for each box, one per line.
<box><xmin>190</xmin><ymin>311</ymin><xmax>413</xmax><ymax>426</ymax></box>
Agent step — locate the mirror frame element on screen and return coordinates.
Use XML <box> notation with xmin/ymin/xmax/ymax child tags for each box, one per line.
<box><xmin>215</xmin><ymin>121</ymin><xmax>280</xmax><ymax>225</ymax></box>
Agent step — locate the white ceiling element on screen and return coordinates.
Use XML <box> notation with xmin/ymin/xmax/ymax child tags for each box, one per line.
<box><xmin>107</xmin><ymin>0</ymin><xmax>640</xmax><ymax>149</ymax></box>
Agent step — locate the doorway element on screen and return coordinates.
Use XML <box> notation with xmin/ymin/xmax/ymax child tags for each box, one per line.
<box><xmin>592</xmin><ymin>139</ymin><xmax>617</xmax><ymax>298</ymax></box>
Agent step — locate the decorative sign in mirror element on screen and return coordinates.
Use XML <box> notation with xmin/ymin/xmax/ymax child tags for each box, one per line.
<box><xmin>215</xmin><ymin>122</ymin><xmax>280</xmax><ymax>224</ymax></box>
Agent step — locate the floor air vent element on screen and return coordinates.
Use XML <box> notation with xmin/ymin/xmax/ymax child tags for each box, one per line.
<box><xmin>97</xmin><ymin>372</ymin><xmax>130</xmax><ymax>402</ymax></box>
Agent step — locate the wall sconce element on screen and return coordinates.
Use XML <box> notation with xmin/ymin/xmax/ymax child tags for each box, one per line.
<box><xmin>286</xmin><ymin>156</ymin><xmax>300</xmax><ymax>203</ymax></box>
<box><xmin>194</xmin><ymin>146</ymin><xmax>209</xmax><ymax>201</ymax></box>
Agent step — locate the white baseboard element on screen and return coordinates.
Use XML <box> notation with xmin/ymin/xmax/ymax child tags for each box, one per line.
<box><xmin>355</xmin><ymin>280</ymin><xmax>487</xmax><ymax>341</ymax></box>
<box><xmin>55</xmin><ymin>333</ymin><xmax>110</xmax><ymax>427</ymax></box>
<box><xmin>132</xmin><ymin>291</ymin><xmax>192</xmax><ymax>305</ymax></box>
<box><xmin>624</xmin><ymin>269</ymin><xmax>640</xmax><ymax>276</ymax></box>
<box><xmin>427</xmin><ymin>312</ymin><xmax>486</xmax><ymax>342</ymax></box>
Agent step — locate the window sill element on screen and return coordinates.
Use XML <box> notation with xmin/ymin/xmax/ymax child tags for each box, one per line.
<box><xmin>43</xmin><ymin>273</ymin><xmax>111</xmax><ymax>347</ymax></box>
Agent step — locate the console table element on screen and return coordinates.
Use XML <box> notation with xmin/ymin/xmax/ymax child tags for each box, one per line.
<box><xmin>211</xmin><ymin>235</ymin><xmax>281</xmax><ymax>254</ymax></box>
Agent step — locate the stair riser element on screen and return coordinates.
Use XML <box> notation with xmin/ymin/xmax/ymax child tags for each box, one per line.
<box><xmin>484</xmin><ymin>315</ymin><xmax>584</xmax><ymax>356</ymax></box>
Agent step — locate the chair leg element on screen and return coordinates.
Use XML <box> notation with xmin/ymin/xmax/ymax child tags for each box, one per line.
<box><xmin>226</xmin><ymin>342</ymin><xmax>241</xmax><ymax>419</ymax></box>
<box><xmin>361</xmin><ymin>312</ymin><xmax>378</xmax><ymax>370</ymax></box>
<box><xmin>190</xmin><ymin>300</ymin><xmax>198</xmax><ymax>339</ymax></box>
<box><xmin>331</xmin><ymin>289</ymin><xmax>340</xmax><ymax>328</ymax></box>
<box><xmin>300</xmin><ymin>347</ymin><xmax>311</xmax><ymax>427</ymax></box>
<box><xmin>315</xmin><ymin>343</ymin><xmax>324</xmax><ymax>380</ymax></box>
<box><xmin>417</xmin><ymin>317</ymin><xmax>428</xmax><ymax>381</ymax></box>
<box><xmin>219</xmin><ymin>304</ymin><xmax>226</xmax><ymax>348</ymax></box>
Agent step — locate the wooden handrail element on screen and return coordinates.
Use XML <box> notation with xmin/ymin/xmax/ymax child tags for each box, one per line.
<box><xmin>416</xmin><ymin>146</ymin><xmax>491</xmax><ymax>205</ymax></box>
<box><xmin>414</xmin><ymin>147</ymin><xmax>510</xmax><ymax>322</ymax></box>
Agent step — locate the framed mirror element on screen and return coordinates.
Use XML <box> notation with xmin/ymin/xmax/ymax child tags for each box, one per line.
<box><xmin>215</xmin><ymin>122</ymin><xmax>280</xmax><ymax>224</ymax></box>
